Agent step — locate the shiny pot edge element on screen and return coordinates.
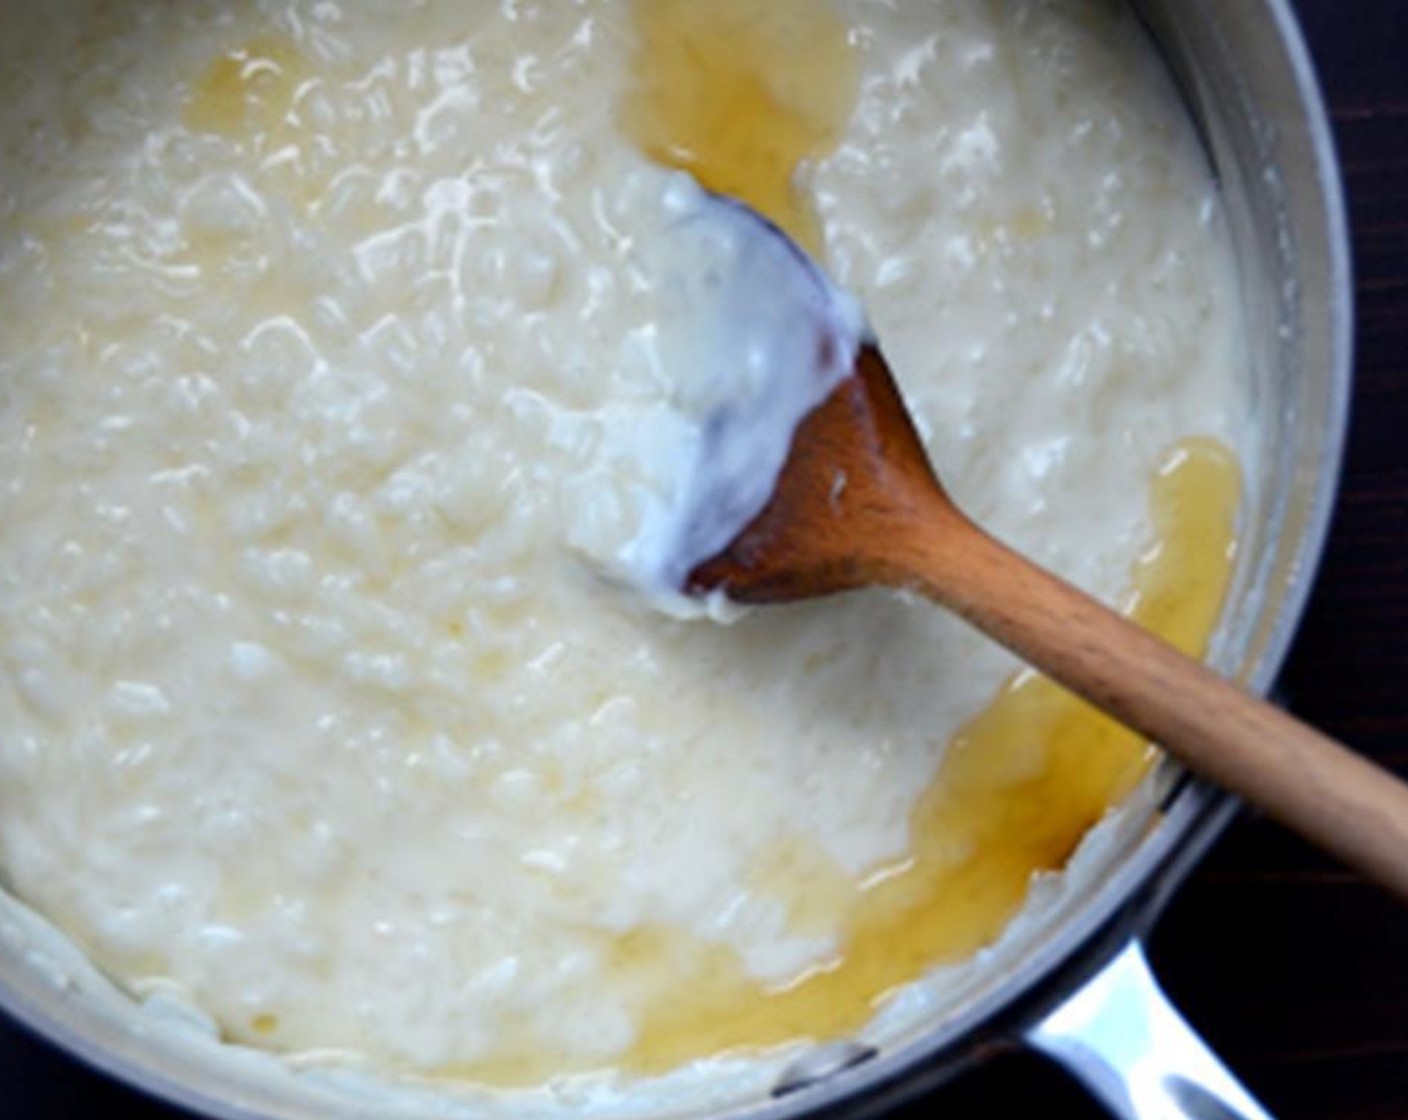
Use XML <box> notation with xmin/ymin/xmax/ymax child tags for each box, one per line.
<box><xmin>0</xmin><ymin>1</ymin><xmax>1353</xmax><ymax>1118</ymax></box>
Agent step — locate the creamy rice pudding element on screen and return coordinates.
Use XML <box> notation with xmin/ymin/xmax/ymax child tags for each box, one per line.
<box><xmin>0</xmin><ymin>0</ymin><xmax>1247</xmax><ymax>1091</ymax></box>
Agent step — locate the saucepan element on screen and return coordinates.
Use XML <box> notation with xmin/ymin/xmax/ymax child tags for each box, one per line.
<box><xmin>0</xmin><ymin>0</ymin><xmax>1350</xmax><ymax>1117</ymax></box>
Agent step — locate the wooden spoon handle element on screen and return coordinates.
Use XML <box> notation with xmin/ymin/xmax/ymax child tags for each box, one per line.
<box><xmin>890</xmin><ymin>501</ymin><xmax>1408</xmax><ymax>901</ymax></box>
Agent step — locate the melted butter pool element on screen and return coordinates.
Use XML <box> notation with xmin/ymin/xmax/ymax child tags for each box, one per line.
<box><xmin>184</xmin><ymin>36</ymin><xmax>306</xmax><ymax>137</ymax></box>
<box><xmin>622</xmin><ymin>0</ymin><xmax>857</xmax><ymax>255</ymax></box>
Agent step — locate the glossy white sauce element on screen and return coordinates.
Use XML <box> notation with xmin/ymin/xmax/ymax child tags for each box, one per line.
<box><xmin>0</xmin><ymin>0</ymin><xmax>1250</xmax><ymax>1106</ymax></box>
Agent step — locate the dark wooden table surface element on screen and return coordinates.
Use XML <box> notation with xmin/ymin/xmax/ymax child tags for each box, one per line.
<box><xmin>2</xmin><ymin>1</ymin><xmax>1404</xmax><ymax>1116</ymax></box>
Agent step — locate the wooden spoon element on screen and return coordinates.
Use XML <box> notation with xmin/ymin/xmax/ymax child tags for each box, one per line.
<box><xmin>688</xmin><ymin>341</ymin><xmax>1408</xmax><ymax>901</ymax></box>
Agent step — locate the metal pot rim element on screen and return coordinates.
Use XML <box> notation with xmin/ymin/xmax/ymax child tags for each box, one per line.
<box><xmin>0</xmin><ymin>1</ymin><xmax>1353</xmax><ymax>1117</ymax></box>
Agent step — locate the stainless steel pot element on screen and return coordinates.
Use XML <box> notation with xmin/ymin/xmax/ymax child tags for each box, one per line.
<box><xmin>0</xmin><ymin>1</ymin><xmax>1350</xmax><ymax>1118</ymax></box>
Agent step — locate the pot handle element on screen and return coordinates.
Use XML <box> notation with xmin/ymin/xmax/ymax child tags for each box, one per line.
<box><xmin>1025</xmin><ymin>940</ymin><xmax>1273</xmax><ymax>1120</ymax></box>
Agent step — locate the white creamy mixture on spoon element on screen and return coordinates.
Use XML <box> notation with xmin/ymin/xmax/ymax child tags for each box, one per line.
<box><xmin>618</xmin><ymin>187</ymin><xmax>864</xmax><ymax>598</ymax></box>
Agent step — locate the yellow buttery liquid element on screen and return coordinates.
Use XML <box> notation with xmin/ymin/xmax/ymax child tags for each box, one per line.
<box><xmin>621</xmin><ymin>0</ymin><xmax>858</xmax><ymax>256</ymax></box>
<box><xmin>183</xmin><ymin>35</ymin><xmax>306</xmax><ymax>140</ymax></box>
